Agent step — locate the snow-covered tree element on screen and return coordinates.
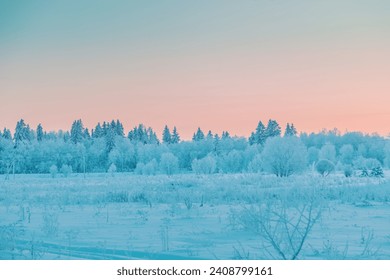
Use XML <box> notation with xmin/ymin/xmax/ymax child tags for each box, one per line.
<box><xmin>14</xmin><ymin>119</ymin><xmax>32</xmax><ymax>146</ymax></box>
<box><xmin>171</xmin><ymin>126</ymin><xmax>180</xmax><ymax>144</ymax></box>
<box><xmin>36</xmin><ymin>124</ymin><xmax>44</xmax><ymax>142</ymax></box>
<box><xmin>284</xmin><ymin>123</ymin><xmax>297</xmax><ymax>137</ymax></box>
<box><xmin>159</xmin><ymin>152</ymin><xmax>179</xmax><ymax>175</ymax></box>
<box><xmin>261</xmin><ymin>136</ymin><xmax>308</xmax><ymax>177</ymax></box>
<box><xmin>249</xmin><ymin>121</ymin><xmax>267</xmax><ymax>145</ymax></box>
<box><xmin>162</xmin><ymin>125</ymin><xmax>172</xmax><ymax>144</ymax></box>
<box><xmin>193</xmin><ymin>127</ymin><xmax>205</xmax><ymax>141</ymax></box>
<box><xmin>70</xmin><ymin>119</ymin><xmax>84</xmax><ymax>144</ymax></box>
<box><xmin>265</xmin><ymin>119</ymin><xmax>281</xmax><ymax>139</ymax></box>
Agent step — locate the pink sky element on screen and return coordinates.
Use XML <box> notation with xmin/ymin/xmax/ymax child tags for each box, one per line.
<box><xmin>1</xmin><ymin>1</ymin><xmax>390</xmax><ymax>139</ymax></box>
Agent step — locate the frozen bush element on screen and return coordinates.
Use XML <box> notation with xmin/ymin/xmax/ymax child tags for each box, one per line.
<box><xmin>143</xmin><ymin>159</ymin><xmax>158</xmax><ymax>175</ymax></box>
<box><xmin>370</xmin><ymin>166</ymin><xmax>384</xmax><ymax>178</ymax></box>
<box><xmin>191</xmin><ymin>155</ymin><xmax>216</xmax><ymax>174</ymax></box>
<box><xmin>134</xmin><ymin>162</ymin><xmax>145</xmax><ymax>175</ymax></box>
<box><xmin>60</xmin><ymin>164</ymin><xmax>72</xmax><ymax>177</ymax></box>
<box><xmin>247</xmin><ymin>153</ymin><xmax>263</xmax><ymax>173</ymax></box>
<box><xmin>344</xmin><ymin>165</ymin><xmax>353</xmax><ymax>177</ymax></box>
<box><xmin>108</xmin><ymin>163</ymin><xmax>117</xmax><ymax>176</ymax></box>
<box><xmin>315</xmin><ymin>159</ymin><xmax>335</xmax><ymax>177</ymax></box>
<box><xmin>160</xmin><ymin>153</ymin><xmax>179</xmax><ymax>176</ymax></box>
<box><xmin>261</xmin><ymin>137</ymin><xmax>308</xmax><ymax>177</ymax></box>
<box><xmin>49</xmin><ymin>164</ymin><xmax>58</xmax><ymax>178</ymax></box>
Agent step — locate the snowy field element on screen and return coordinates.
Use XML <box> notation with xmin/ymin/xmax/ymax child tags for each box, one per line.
<box><xmin>0</xmin><ymin>172</ymin><xmax>389</xmax><ymax>260</ymax></box>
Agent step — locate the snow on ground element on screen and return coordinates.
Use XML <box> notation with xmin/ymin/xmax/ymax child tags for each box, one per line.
<box><xmin>0</xmin><ymin>173</ymin><xmax>389</xmax><ymax>259</ymax></box>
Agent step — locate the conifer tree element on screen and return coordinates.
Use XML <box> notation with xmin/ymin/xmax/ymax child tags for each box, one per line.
<box><xmin>193</xmin><ymin>127</ymin><xmax>205</xmax><ymax>141</ymax></box>
<box><xmin>285</xmin><ymin>123</ymin><xmax>297</xmax><ymax>137</ymax></box>
<box><xmin>36</xmin><ymin>124</ymin><xmax>44</xmax><ymax>142</ymax></box>
<box><xmin>206</xmin><ymin>130</ymin><xmax>213</xmax><ymax>140</ymax></box>
<box><xmin>171</xmin><ymin>126</ymin><xmax>180</xmax><ymax>144</ymax></box>
<box><xmin>70</xmin><ymin>119</ymin><xmax>84</xmax><ymax>144</ymax></box>
<box><xmin>162</xmin><ymin>125</ymin><xmax>172</xmax><ymax>144</ymax></box>
<box><xmin>14</xmin><ymin>119</ymin><xmax>32</xmax><ymax>146</ymax></box>
<box><xmin>265</xmin><ymin>119</ymin><xmax>281</xmax><ymax>138</ymax></box>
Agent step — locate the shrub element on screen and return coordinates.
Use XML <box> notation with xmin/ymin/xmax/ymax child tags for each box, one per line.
<box><xmin>315</xmin><ymin>159</ymin><xmax>335</xmax><ymax>177</ymax></box>
<box><xmin>344</xmin><ymin>165</ymin><xmax>353</xmax><ymax>177</ymax></box>
<box><xmin>49</xmin><ymin>165</ymin><xmax>58</xmax><ymax>178</ymax></box>
<box><xmin>60</xmin><ymin>164</ymin><xmax>72</xmax><ymax>177</ymax></box>
<box><xmin>191</xmin><ymin>155</ymin><xmax>216</xmax><ymax>174</ymax></box>
<box><xmin>370</xmin><ymin>166</ymin><xmax>384</xmax><ymax>178</ymax></box>
<box><xmin>108</xmin><ymin>163</ymin><xmax>117</xmax><ymax>176</ymax></box>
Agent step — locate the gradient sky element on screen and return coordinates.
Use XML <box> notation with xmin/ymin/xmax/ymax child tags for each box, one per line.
<box><xmin>1</xmin><ymin>0</ymin><xmax>390</xmax><ymax>139</ymax></box>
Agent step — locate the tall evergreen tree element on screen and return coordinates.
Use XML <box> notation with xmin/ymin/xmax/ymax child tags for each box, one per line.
<box><xmin>171</xmin><ymin>126</ymin><xmax>180</xmax><ymax>144</ymax></box>
<box><xmin>285</xmin><ymin>123</ymin><xmax>297</xmax><ymax>137</ymax></box>
<box><xmin>115</xmin><ymin>120</ymin><xmax>124</xmax><ymax>137</ymax></box>
<box><xmin>251</xmin><ymin>121</ymin><xmax>267</xmax><ymax>145</ymax></box>
<box><xmin>36</xmin><ymin>124</ymin><xmax>44</xmax><ymax>142</ymax></box>
<box><xmin>206</xmin><ymin>130</ymin><xmax>213</xmax><ymax>140</ymax></box>
<box><xmin>70</xmin><ymin>119</ymin><xmax>84</xmax><ymax>144</ymax></box>
<box><xmin>162</xmin><ymin>125</ymin><xmax>172</xmax><ymax>144</ymax></box>
<box><xmin>222</xmin><ymin>131</ymin><xmax>230</xmax><ymax>139</ymax></box>
<box><xmin>93</xmin><ymin>123</ymin><xmax>104</xmax><ymax>138</ymax></box>
<box><xmin>193</xmin><ymin>127</ymin><xmax>205</xmax><ymax>141</ymax></box>
<box><xmin>265</xmin><ymin>119</ymin><xmax>281</xmax><ymax>138</ymax></box>
<box><xmin>14</xmin><ymin>119</ymin><xmax>31</xmax><ymax>146</ymax></box>
<box><xmin>2</xmin><ymin>128</ymin><xmax>12</xmax><ymax>140</ymax></box>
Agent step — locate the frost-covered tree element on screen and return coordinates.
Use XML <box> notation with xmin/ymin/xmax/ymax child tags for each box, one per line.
<box><xmin>92</xmin><ymin>122</ymin><xmax>104</xmax><ymax>138</ymax></box>
<box><xmin>171</xmin><ymin>126</ymin><xmax>180</xmax><ymax>144</ymax></box>
<box><xmin>339</xmin><ymin>144</ymin><xmax>354</xmax><ymax>165</ymax></box>
<box><xmin>192</xmin><ymin>127</ymin><xmax>205</xmax><ymax>141</ymax></box>
<box><xmin>14</xmin><ymin>119</ymin><xmax>32</xmax><ymax>146</ymax></box>
<box><xmin>191</xmin><ymin>155</ymin><xmax>216</xmax><ymax>174</ymax></box>
<box><xmin>36</xmin><ymin>124</ymin><xmax>44</xmax><ymax>142</ymax></box>
<box><xmin>160</xmin><ymin>152</ymin><xmax>179</xmax><ymax>175</ymax></box>
<box><xmin>319</xmin><ymin>143</ymin><xmax>337</xmax><ymax>163</ymax></box>
<box><xmin>108</xmin><ymin>137</ymin><xmax>136</xmax><ymax>171</ymax></box>
<box><xmin>284</xmin><ymin>123</ymin><xmax>297</xmax><ymax>137</ymax></box>
<box><xmin>249</xmin><ymin>121</ymin><xmax>267</xmax><ymax>145</ymax></box>
<box><xmin>162</xmin><ymin>125</ymin><xmax>172</xmax><ymax>144</ymax></box>
<box><xmin>261</xmin><ymin>136</ymin><xmax>308</xmax><ymax>177</ymax></box>
<box><xmin>265</xmin><ymin>119</ymin><xmax>281</xmax><ymax>139</ymax></box>
<box><xmin>222</xmin><ymin>131</ymin><xmax>230</xmax><ymax>139</ymax></box>
<box><xmin>70</xmin><ymin>119</ymin><xmax>84</xmax><ymax>144</ymax></box>
<box><xmin>2</xmin><ymin>128</ymin><xmax>12</xmax><ymax>140</ymax></box>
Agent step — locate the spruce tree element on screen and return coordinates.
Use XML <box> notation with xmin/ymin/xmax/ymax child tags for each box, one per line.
<box><xmin>162</xmin><ymin>125</ymin><xmax>172</xmax><ymax>144</ymax></box>
<box><xmin>285</xmin><ymin>123</ymin><xmax>297</xmax><ymax>137</ymax></box>
<box><xmin>171</xmin><ymin>126</ymin><xmax>180</xmax><ymax>144</ymax></box>
<box><xmin>2</xmin><ymin>128</ymin><xmax>12</xmax><ymax>140</ymax></box>
<box><xmin>193</xmin><ymin>127</ymin><xmax>205</xmax><ymax>141</ymax></box>
<box><xmin>70</xmin><ymin>119</ymin><xmax>84</xmax><ymax>144</ymax></box>
<box><xmin>36</xmin><ymin>124</ymin><xmax>44</xmax><ymax>142</ymax></box>
<box><xmin>265</xmin><ymin>119</ymin><xmax>281</xmax><ymax>138</ymax></box>
<box><xmin>14</xmin><ymin>119</ymin><xmax>31</xmax><ymax>146</ymax></box>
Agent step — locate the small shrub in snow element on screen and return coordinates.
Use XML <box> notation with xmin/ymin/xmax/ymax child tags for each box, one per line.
<box><xmin>108</xmin><ymin>163</ymin><xmax>117</xmax><ymax>176</ymax></box>
<box><xmin>370</xmin><ymin>166</ymin><xmax>384</xmax><ymax>178</ymax></box>
<box><xmin>315</xmin><ymin>159</ymin><xmax>335</xmax><ymax>177</ymax></box>
<box><xmin>343</xmin><ymin>165</ymin><xmax>353</xmax><ymax>177</ymax></box>
<box><xmin>49</xmin><ymin>165</ymin><xmax>58</xmax><ymax>178</ymax></box>
<box><xmin>60</xmin><ymin>164</ymin><xmax>72</xmax><ymax>177</ymax></box>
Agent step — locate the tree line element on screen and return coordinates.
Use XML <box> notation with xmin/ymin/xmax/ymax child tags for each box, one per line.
<box><xmin>0</xmin><ymin>118</ymin><xmax>389</xmax><ymax>178</ymax></box>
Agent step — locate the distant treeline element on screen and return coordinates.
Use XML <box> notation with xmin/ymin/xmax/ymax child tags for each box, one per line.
<box><xmin>0</xmin><ymin>119</ymin><xmax>389</xmax><ymax>177</ymax></box>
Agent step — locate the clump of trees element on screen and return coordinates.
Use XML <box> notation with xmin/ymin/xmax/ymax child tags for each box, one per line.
<box><xmin>0</xmin><ymin>119</ymin><xmax>388</xmax><ymax>178</ymax></box>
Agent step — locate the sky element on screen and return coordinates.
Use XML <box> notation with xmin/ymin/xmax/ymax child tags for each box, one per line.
<box><xmin>1</xmin><ymin>0</ymin><xmax>390</xmax><ymax>139</ymax></box>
